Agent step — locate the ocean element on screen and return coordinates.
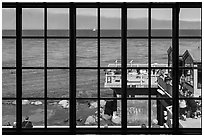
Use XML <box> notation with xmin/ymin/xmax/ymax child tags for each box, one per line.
<box><xmin>2</xmin><ymin>29</ymin><xmax>201</xmax><ymax>127</ymax></box>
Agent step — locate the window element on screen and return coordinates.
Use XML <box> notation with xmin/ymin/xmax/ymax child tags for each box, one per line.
<box><xmin>2</xmin><ymin>2</ymin><xmax>202</xmax><ymax>135</ymax></box>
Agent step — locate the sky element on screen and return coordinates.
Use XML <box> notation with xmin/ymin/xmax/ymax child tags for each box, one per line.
<box><xmin>2</xmin><ymin>8</ymin><xmax>201</xmax><ymax>29</ymax></box>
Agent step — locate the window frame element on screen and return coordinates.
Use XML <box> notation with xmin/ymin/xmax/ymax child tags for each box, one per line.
<box><xmin>2</xmin><ymin>2</ymin><xmax>202</xmax><ymax>135</ymax></box>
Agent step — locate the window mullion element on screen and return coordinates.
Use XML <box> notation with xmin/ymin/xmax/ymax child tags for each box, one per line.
<box><xmin>69</xmin><ymin>3</ymin><xmax>77</xmax><ymax>133</ymax></box>
<box><xmin>121</xmin><ymin>3</ymin><xmax>127</xmax><ymax>132</ymax></box>
<box><xmin>16</xmin><ymin>3</ymin><xmax>22</xmax><ymax>130</ymax></box>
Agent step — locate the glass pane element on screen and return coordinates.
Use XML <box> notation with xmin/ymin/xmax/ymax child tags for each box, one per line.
<box><xmin>156</xmin><ymin>69</ymin><xmax>172</xmax><ymax>98</ymax></box>
<box><xmin>151</xmin><ymin>39</ymin><xmax>171</xmax><ymax>67</ymax></box>
<box><xmin>76</xmin><ymin>99</ymin><xmax>98</xmax><ymax>128</ymax></box>
<box><xmin>76</xmin><ymin>39</ymin><xmax>97</xmax><ymax>67</ymax></box>
<box><xmin>76</xmin><ymin>8</ymin><xmax>97</xmax><ymax>37</ymax></box>
<box><xmin>2</xmin><ymin>39</ymin><xmax>16</xmax><ymax>67</ymax></box>
<box><xmin>179</xmin><ymin>69</ymin><xmax>201</xmax><ymax>98</ymax></box>
<box><xmin>2</xmin><ymin>69</ymin><xmax>16</xmax><ymax>98</ymax></box>
<box><xmin>2</xmin><ymin>8</ymin><xmax>16</xmax><ymax>36</ymax></box>
<box><xmin>22</xmin><ymin>69</ymin><xmax>44</xmax><ymax>98</ymax></box>
<box><xmin>76</xmin><ymin>69</ymin><xmax>97</xmax><ymax>98</ymax></box>
<box><xmin>2</xmin><ymin>100</ymin><xmax>16</xmax><ymax>128</ymax></box>
<box><xmin>151</xmin><ymin>8</ymin><xmax>172</xmax><ymax>37</ymax></box>
<box><xmin>100</xmin><ymin>9</ymin><xmax>121</xmax><ymax>37</ymax></box>
<box><xmin>47</xmin><ymin>100</ymin><xmax>69</xmax><ymax>128</ymax></box>
<box><xmin>100</xmin><ymin>69</ymin><xmax>116</xmax><ymax>98</ymax></box>
<box><xmin>47</xmin><ymin>69</ymin><xmax>69</xmax><ymax>98</ymax></box>
<box><xmin>100</xmin><ymin>99</ymin><xmax>121</xmax><ymax>128</ymax></box>
<box><xmin>127</xmin><ymin>9</ymin><xmax>148</xmax><ymax>37</ymax></box>
<box><xmin>127</xmin><ymin>39</ymin><xmax>148</xmax><ymax>64</ymax></box>
<box><xmin>22</xmin><ymin>8</ymin><xmax>44</xmax><ymax>36</ymax></box>
<box><xmin>22</xmin><ymin>100</ymin><xmax>44</xmax><ymax>128</ymax></box>
<box><xmin>151</xmin><ymin>100</ymin><xmax>173</xmax><ymax>128</ymax></box>
<box><xmin>127</xmin><ymin>69</ymin><xmax>149</xmax><ymax>98</ymax></box>
<box><xmin>179</xmin><ymin>99</ymin><xmax>201</xmax><ymax>128</ymax></box>
<box><xmin>127</xmin><ymin>100</ymin><xmax>148</xmax><ymax>127</ymax></box>
<box><xmin>100</xmin><ymin>39</ymin><xmax>121</xmax><ymax>67</ymax></box>
<box><xmin>48</xmin><ymin>39</ymin><xmax>69</xmax><ymax>67</ymax></box>
<box><xmin>179</xmin><ymin>39</ymin><xmax>201</xmax><ymax>65</ymax></box>
<box><xmin>47</xmin><ymin>8</ymin><xmax>69</xmax><ymax>37</ymax></box>
<box><xmin>22</xmin><ymin>39</ymin><xmax>44</xmax><ymax>67</ymax></box>
<box><xmin>179</xmin><ymin>8</ymin><xmax>201</xmax><ymax>36</ymax></box>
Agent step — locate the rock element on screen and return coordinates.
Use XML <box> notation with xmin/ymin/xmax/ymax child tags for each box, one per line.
<box><xmin>22</xmin><ymin>100</ymin><xmax>30</xmax><ymax>105</ymax></box>
<box><xmin>89</xmin><ymin>102</ymin><xmax>97</xmax><ymax>109</ymax></box>
<box><xmin>34</xmin><ymin>101</ymin><xmax>43</xmax><ymax>105</ymax></box>
<box><xmin>84</xmin><ymin>115</ymin><xmax>96</xmax><ymax>125</ymax></box>
<box><xmin>112</xmin><ymin>116</ymin><xmax>121</xmax><ymax>124</ymax></box>
<box><xmin>100</xmin><ymin>100</ymin><xmax>106</xmax><ymax>107</ymax></box>
<box><xmin>12</xmin><ymin>100</ymin><xmax>16</xmax><ymax>105</ymax></box>
<box><xmin>58</xmin><ymin>100</ymin><xmax>69</xmax><ymax>109</ymax></box>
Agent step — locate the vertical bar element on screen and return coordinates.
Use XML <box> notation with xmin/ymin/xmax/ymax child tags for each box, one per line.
<box><xmin>97</xmin><ymin>3</ymin><xmax>101</xmax><ymax>128</ymax></box>
<box><xmin>44</xmin><ymin>4</ymin><xmax>48</xmax><ymax>128</ymax></box>
<box><xmin>121</xmin><ymin>2</ymin><xmax>127</xmax><ymax>133</ymax></box>
<box><xmin>69</xmin><ymin>3</ymin><xmax>76</xmax><ymax>134</ymax></box>
<box><xmin>148</xmin><ymin>5</ymin><xmax>152</xmax><ymax>128</ymax></box>
<box><xmin>16</xmin><ymin>3</ymin><xmax>22</xmax><ymax>130</ymax></box>
<box><xmin>172</xmin><ymin>3</ymin><xmax>180</xmax><ymax>133</ymax></box>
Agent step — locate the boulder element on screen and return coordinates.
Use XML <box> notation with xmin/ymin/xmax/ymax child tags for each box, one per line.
<box><xmin>34</xmin><ymin>101</ymin><xmax>43</xmax><ymax>105</ymax></box>
<box><xmin>58</xmin><ymin>100</ymin><xmax>69</xmax><ymax>109</ymax></box>
<box><xmin>89</xmin><ymin>102</ymin><xmax>97</xmax><ymax>109</ymax></box>
<box><xmin>22</xmin><ymin>100</ymin><xmax>30</xmax><ymax>105</ymax></box>
<box><xmin>100</xmin><ymin>100</ymin><xmax>106</xmax><ymax>107</ymax></box>
<box><xmin>84</xmin><ymin>115</ymin><xmax>96</xmax><ymax>125</ymax></box>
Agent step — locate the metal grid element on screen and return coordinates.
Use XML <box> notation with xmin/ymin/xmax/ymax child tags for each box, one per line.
<box><xmin>2</xmin><ymin>2</ymin><xmax>202</xmax><ymax>135</ymax></box>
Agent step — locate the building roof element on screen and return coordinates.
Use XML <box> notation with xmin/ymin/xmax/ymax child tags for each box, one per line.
<box><xmin>167</xmin><ymin>46</ymin><xmax>201</xmax><ymax>63</ymax></box>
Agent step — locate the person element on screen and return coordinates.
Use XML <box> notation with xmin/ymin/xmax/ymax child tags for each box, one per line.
<box><xmin>141</xmin><ymin>124</ymin><xmax>147</xmax><ymax>128</ymax></box>
<box><xmin>179</xmin><ymin>99</ymin><xmax>187</xmax><ymax>121</ymax></box>
<box><xmin>22</xmin><ymin>116</ymin><xmax>33</xmax><ymax>128</ymax></box>
<box><xmin>151</xmin><ymin>119</ymin><xmax>160</xmax><ymax>128</ymax></box>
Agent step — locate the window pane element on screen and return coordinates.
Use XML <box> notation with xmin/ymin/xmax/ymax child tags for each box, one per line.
<box><xmin>47</xmin><ymin>100</ymin><xmax>69</xmax><ymax>128</ymax></box>
<box><xmin>100</xmin><ymin>9</ymin><xmax>121</xmax><ymax>37</ymax></box>
<box><xmin>76</xmin><ymin>99</ymin><xmax>98</xmax><ymax>128</ymax></box>
<box><xmin>2</xmin><ymin>69</ymin><xmax>16</xmax><ymax>98</ymax></box>
<box><xmin>151</xmin><ymin>8</ymin><xmax>172</xmax><ymax>37</ymax></box>
<box><xmin>2</xmin><ymin>100</ymin><xmax>16</xmax><ymax>128</ymax></box>
<box><xmin>76</xmin><ymin>69</ymin><xmax>97</xmax><ymax>98</ymax></box>
<box><xmin>48</xmin><ymin>8</ymin><xmax>69</xmax><ymax>37</ymax></box>
<box><xmin>76</xmin><ymin>39</ymin><xmax>97</xmax><ymax>67</ymax></box>
<box><xmin>179</xmin><ymin>99</ymin><xmax>201</xmax><ymax>128</ymax></box>
<box><xmin>179</xmin><ymin>8</ymin><xmax>201</xmax><ymax>36</ymax></box>
<box><xmin>100</xmin><ymin>69</ymin><xmax>116</xmax><ymax>98</ymax></box>
<box><xmin>100</xmin><ymin>99</ymin><xmax>121</xmax><ymax>128</ymax></box>
<box><xmin>2</xmin><ymin>8</ymin><xmax>16</xmax><ymax>36</ymax></box>
<box><xmin>179</xmin><ymin>39</ymin><xmax>201</xmax><ymax>65</ymax></box>
<box><xmin>179</xmin><ymin>69</ymin><xmax>201</xmax><ymax>98</ymax></box>
<box><xmin>47</xmin><ymin>69</ymin><xmax>69</xmax><ymax>98</ymax></box>
<box><xmin>22</xmin><ymin>8</ymin><xmax>44</xmax><ymax>36</ymax></box>
<box><xmin>151</xmin><ymin>39</ymin><xmax>171</xmax><ymax>66</ymax></box>
<box><xmin>2</xmin><ymin>39</ymin><xmax>16</xmax><ymax>67</ymax></box>
<box><xmin>48</xmin><ymin>39</ymin><xmax>69</xmax><ymax>67</ymax></box>
<box><xmin>127</xmin><ymin>9</ymin><xmax>148</xmax><ymax>37</ymax></box>
<box><xmin>127</xmin><ymin>100</ymin><xmax>148</xmax><ymax>127</ymax></box>
<box><xmin>127</xmin><ymin>39</ymin><xmax>148</xmax><ymax>64</ymax></box>
<box><xmin>22</xmin><ymin>39</ymin><xmax>44</xmax><ymax>67</ymax></box>
<box><xmin>100</xmin><ymin>39</ymin><xmax>121</xmax><ymax>67</ymax></box>
<box><xmin>22</xmin><ymin>69</ymin><xmax>44</xmax><ymax>98</ymax></box>
<box><xmin>156</xmin><ymin>69</ymin><xmax>172</xmax><ymax>98</ymax></box>
<box><xmin>76</xmin><ymin>8</ymin><xmax>97</xmax><ymax>37</ymax></box>
<box><xmin>22</xmin><ymin>100</ymin><xmax>44</xmax><ymax>128</ymax></box>
<box><xmin>151</xmin><ymin>100</ymin><xmax>173</xmax><ymax>128</ymax></box>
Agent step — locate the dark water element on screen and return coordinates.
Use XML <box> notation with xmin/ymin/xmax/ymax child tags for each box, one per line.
<box><xmin>2</xmin><ymin>29</ymin><xmax>201</xmax><ymax>37</ymax></box>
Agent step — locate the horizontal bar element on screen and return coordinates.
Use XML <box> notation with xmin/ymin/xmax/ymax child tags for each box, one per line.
<box><xmin>3</xmin><ymin>2</ymin><xmax>201</xmax><ymax>8</ymax></box>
